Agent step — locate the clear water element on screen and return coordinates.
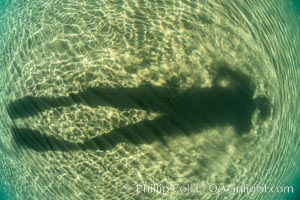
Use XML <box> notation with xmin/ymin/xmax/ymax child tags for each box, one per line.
<box><xmin>0</xmin><ymin>0</ymin><xmax>299</xmax><ymax>199</ymax></box>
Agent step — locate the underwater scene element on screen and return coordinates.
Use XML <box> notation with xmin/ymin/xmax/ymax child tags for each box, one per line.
<box><xmin>0</xmin><ymin>0</ymin><xmax>299</xmax><ymax>199</ymax></box>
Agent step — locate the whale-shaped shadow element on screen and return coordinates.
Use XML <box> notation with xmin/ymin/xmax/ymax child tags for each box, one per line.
<box><xmin>8</xmin><ymin>67</ymin><xmax>271</xmax><ymax>152</ymax></box>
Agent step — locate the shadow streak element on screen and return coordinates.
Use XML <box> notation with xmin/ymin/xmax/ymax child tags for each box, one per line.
<box><xmin>8</xmin><ymin>67</ymin><xmax>271</xmax><ymax>152</ymax></box>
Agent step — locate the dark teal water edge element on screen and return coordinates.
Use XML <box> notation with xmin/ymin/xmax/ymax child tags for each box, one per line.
<box><xmin>283</xmin><ymin>172</ymin><xmax>300</xmax><ymax>200</ymax></box>
<box><xmin>0</xmin><ymin>184</ymin><xmax>7</xmax><ymax>200</ymax></box>
<box><xmin>292</xmin><ymin>0</ymin><xmax>300</xmax><ymax>11</ymax></box>
<box><xmin>288</xmin><ymin>2</ymin><xmax>300</xmax><ymax>200</ymax></box>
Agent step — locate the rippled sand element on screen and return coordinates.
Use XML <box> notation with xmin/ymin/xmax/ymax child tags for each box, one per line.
<box><xmin>0</xmin><ymin>0</ymin><xmax>299</xmax><ymax>199</ymax></box>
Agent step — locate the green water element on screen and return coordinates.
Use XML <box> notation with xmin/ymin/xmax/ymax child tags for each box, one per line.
<box><xmin>0</xmin><ymin>0</ymin><xmax>299</xmax><ymax>199</ymax></box>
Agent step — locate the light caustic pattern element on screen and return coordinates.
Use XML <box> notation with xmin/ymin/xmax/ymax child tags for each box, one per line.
<box><xmin>0</xmin><ymin>0</ymin><xmax>299</xmax><ymax>199</ymax></box>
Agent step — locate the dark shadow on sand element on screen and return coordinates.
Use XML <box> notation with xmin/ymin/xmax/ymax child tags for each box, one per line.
<box><xmin>8</xmin><ymin>67</ymin><xmax>271</xmax><ymax>152</ymax></box>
